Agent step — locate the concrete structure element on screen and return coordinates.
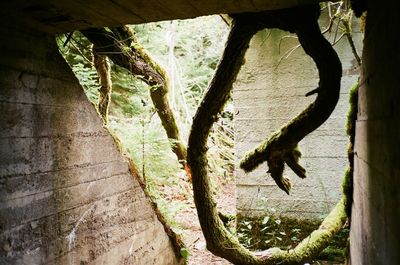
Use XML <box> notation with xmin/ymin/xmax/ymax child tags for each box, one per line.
<box><xmin>234</xmin><ymin>14</ymin><xmax>362</xmax><ymax>220</ymax></box>
<box><xmin>1</xmin><ymin>1</ymin><xmax>325</xmax><ymax>264</ymax></box>
<box><xmin>350</xmin><ymin>2</ymin><xmax>400</xmax><ymax>264</ymax></box>
<box><xmin>0</xmin><ymin>26</ymin><xmax>180</xmax><ymax>264</ymax></box>
<box><xmin>0</xmin><ymin>1</ymin><xmax>399</xmax><ymax>265</ymax></box>
<box><xmin>2</xmin><ymin>0</ymin><xmax>325</xmax><ymax>34</ymax></box>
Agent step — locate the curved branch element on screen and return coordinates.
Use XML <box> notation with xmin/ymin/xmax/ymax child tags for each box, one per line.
<box><xmin>188</xmin><ymin>15</ymin><xmax>259</xmax><ymax>264</ymax></box>
<box><xmin>239</xmin><ymin>5</ymin><xmax>342</xmax><ymax>194</ymax></box>
<box><xmin>187</xmin><ymin>4</ymin><xmax>344</xmax><ymax>264</ymax></box>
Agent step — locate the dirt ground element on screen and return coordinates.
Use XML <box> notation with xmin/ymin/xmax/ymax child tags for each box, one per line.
<box><xmin>174</xmin><ymin>181</ymin><xmax>235</xmax><ymax>265</ymax></box>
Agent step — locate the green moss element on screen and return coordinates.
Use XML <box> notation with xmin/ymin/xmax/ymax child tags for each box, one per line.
<box><xmin>318</xmin><ymin>246</ymin><xmax>345</xmax><ymax>262</ymax></box>
<box><xmin>343</xmin><ymin>81</ymin><xmax>358</xmax><ymax>219</ymax></box>
<box><xmin>342</xmin><ymin>167</ymin><xmax>353</xmax><ymax>218</ymax></box>
<box><xmin>346</xmin><ymin>82</ymin><xmax>359</xmax><ymax>138</ymax></box>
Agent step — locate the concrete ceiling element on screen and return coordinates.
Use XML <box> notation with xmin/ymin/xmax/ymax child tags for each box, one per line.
<box><xmin>5</xmin><ymin>0</ymin><xmax>324</xmax><ymax>33</ymax></box>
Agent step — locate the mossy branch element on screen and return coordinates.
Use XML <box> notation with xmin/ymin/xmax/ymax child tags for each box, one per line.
<box><xmin>92</xmin><ymin>47</ymin><xmax>112</xmax><ymax>124</ymax></box>
<box><xmin>81</xmin><ymin>26</ymin><xmax>189</xmax><ymax>175</ymax></box>
<box><xmin>187</xmin><ymin>4</ymin><xmax>346</xmax><ymax>264</ymax></box>
<box><xmin>239</xmin><ymin>4</ymin><xmax>342</xmax><ymax>194</ymax></box>
<box><xmin>256</xmin><ymin>198</ymin><xmax>347</xmax><ymax>264</ymax></box>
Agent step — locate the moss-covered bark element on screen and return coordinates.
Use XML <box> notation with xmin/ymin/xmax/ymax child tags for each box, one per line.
<box><xmin>188</xmin><ymin>14</ymin><xmax>260</xmax><ymax>264</ymax></box>
<box><xmin>93</xmin><ymin>48</ymin><xmax>112</xmax><ymax>123</ymax></box>
<box><xmin>187</xmin><ymin>4</ymin><xmax>346</xmax><ymax>264</ymax></box>
<box><xmin>238</xmin><ymin>5</ymin><xmax>342</xmax><ymax>194</ymax></box>
<box><xmin>81</xmin><ymin>26</ymin><xmax>189</xmax><ymax>175</ymax></box>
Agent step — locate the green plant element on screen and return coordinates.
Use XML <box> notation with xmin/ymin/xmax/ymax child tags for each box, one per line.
<box><xmin>237</xmin><ymin>213</ymin><xmax>348</xmax><ymax>262</ymax></box>
<box><xmin>237</xmin><ymin>210</ymin><xmax>313</xmax><ymax>251</ymax></box>
<box><xmin>56</xmin><ymin>16</ymin><xmax>232</xmax><ymax>233</ymax></box>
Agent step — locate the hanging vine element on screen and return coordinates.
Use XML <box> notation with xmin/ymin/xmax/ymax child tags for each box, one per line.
<box><xmin>92</xmin><ymin>47</ymin><xmax>112</xmax><ymax>123</ymax></box>
<box><xmin>187</xmin><ymin>4</ymin><xmax>346</xmax><ymax>264</ymax></box>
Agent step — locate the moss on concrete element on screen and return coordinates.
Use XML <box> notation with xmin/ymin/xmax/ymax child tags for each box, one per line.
<box><xmin>343</xmin><ymin>81</ymin><xmax>358</xmax><ymax>219</ymax></box>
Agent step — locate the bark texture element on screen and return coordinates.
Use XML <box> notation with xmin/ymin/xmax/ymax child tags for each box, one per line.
<box><xmin>93</xmin><ymin>48</ymin><xmax>112</xmax><ymax>123</ymax></box>
<box><xmin>82</xmin><ymin>26</ymin><xmax>189</xmax><ymax>173</ymax></box>
<box><xmin>187</xmin><ymin>4</ymin><xmax>345</xmax><ymax>264</ymax></box>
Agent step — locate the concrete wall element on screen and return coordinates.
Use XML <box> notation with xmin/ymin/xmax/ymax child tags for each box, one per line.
<box><xmin>0</xmin><ymin>24</ymin><xmax>180</xmax><ymax>264</ymax></box>
<box><xmin>3</xmin><ymin>0</ymin><xmax>325</xmax><ymax>34</ymax></box>
<box><xmin>234</xmin><ymin>14</ymin><xmax>362</xmax><ymax>220</ymax></box>
<box><xmin>350</xmin><ymin>2</ymin><xmax>400</xmax><ymax>264</ymax></box>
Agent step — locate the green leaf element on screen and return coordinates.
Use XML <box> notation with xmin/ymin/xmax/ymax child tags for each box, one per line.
<box><xmin>180</xmin><ymin>248</ymin><xmax>190</xmax><ymax>259</ymax></box>
<box><xmin>262</xmin><ymin>216</ymin><xmax>270</xmax><ymax>225</ymax></box>
<box><xmin>291</xmin><ymin>228</ymin><xmax>301</xmax><ymax>233</ymax></box>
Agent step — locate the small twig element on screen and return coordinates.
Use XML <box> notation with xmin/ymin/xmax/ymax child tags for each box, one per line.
<box><xmin>219</xmin><ymin>14</ymin><xmax>231</xmax><ymax>26</ymax></box>
<box><xmin>188</xmin><ymin>237</ymin><xmax>201</xmax><ymax>248</ymax></box>
<box><xmin>305</xmin><ymin>87</ymin><xmax>320</xmax><ymax>97</ymax></box>
<box><xmin>69</xmin><ymin>39</ymin><xmax>94</xmax><ymax>66</ymax></box>
<box><xmin>332</xmin><ymin>32</ymin><xmax>346</xmax><ymax>46</ymax></box>
<box><xmin>275</xmin><ymin>44</ymin><xmax>301</xmax><ymax>69</ymax></box>
<box><xmin>278</xmin><ymin>35</ymin><xmax>298</xmax><ymax>55</ymax></box>
<box><xmin>63</xmin><ymin>32</ymin><xmax>74</xmax><ymax>47</ymax></box>
<box><xmin>321</xmin><ymin>16</ymin><xmax>335</xmax><ymax>34</ymax></box>
<box><xmin>342</xmin><ymin>18</ymin><xmax>362</xmax><ymax>66</ymax></box>
<box><xmin>259</xmin><ymin>29</ymin><xmax>272</xmax><ymax>47</ymax></box>
<box><xmin>333</xmin><ymin>16</ymin><xmax>342</xmax><ymax>44</ymax></box>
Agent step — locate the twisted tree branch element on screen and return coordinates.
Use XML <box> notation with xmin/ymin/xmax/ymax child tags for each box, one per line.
<box><xmin>239</xmin><ymin>5</ymin><xmax>342</xmax><ymax>194</ymax></box>
<box><xmin>187</xmin><ymin>4</ymin><xmax>345</xmax><ymax>264</ymax></box>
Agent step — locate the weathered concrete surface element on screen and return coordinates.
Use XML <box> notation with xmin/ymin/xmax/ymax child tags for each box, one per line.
<box><xmin>2</xmin><ymin>0</ymin><xmax>324</xmax><ymax>34</ymax></box>
<box><xmin>350</xmin><ymin>2</ymin><xmax>400</xmax><ymax>264</ymax></box>
<box><xmin>234</xmin><ymin>13</ymin><xmax>362</xmax><ymax>220</ymax></box>
<box><xmin>0</xmin><ymin>24</ymin><xmax>180</xmax><ymax>264</ymax></box>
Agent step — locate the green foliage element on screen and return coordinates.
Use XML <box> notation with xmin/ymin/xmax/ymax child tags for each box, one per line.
<box><xmin>343</xmin><ymin>82</ymin><xmax>358</xmax><ymax>226</ymax></box>
<box><xmin>346</xmin><ymin>81</ymin><xmax>359</xmax><ymax>138</ymax></box>
<box><xmin>57</xmin><ymin>33</ymin><xmax>100</xmax><ymax>104</ymax></box>
<box><xmin>131</xmin><ymin>16</ymin><xmax>233</xmax><ymax>183</ymax></box>
<box><xmin>131</xmin><ymin>16</ymin><xmax>229</xmax><ymax>110</ymax></box>
<box><xmin>237</xmin><ymin>210</ymin><xmax>316</xmax><ymax>250</ymax></box>
<box><xmin>57</xmin><ymin>17</ymin><xmax>231</xmax><ymax>234</ymax></box>
<box><xmin>110</xmin><ymin>65</ymin><xmax>148</xmax><ymax>117</ymax></box>
<box><xmin>180</xmin><ymin>247</ymin><xmax>190</xmax><ymax>260</ymax></box>
<box><xmin>237</xmin><ymin>212</ymin><xmax>348</xmax><ymax>262</ymax></box>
